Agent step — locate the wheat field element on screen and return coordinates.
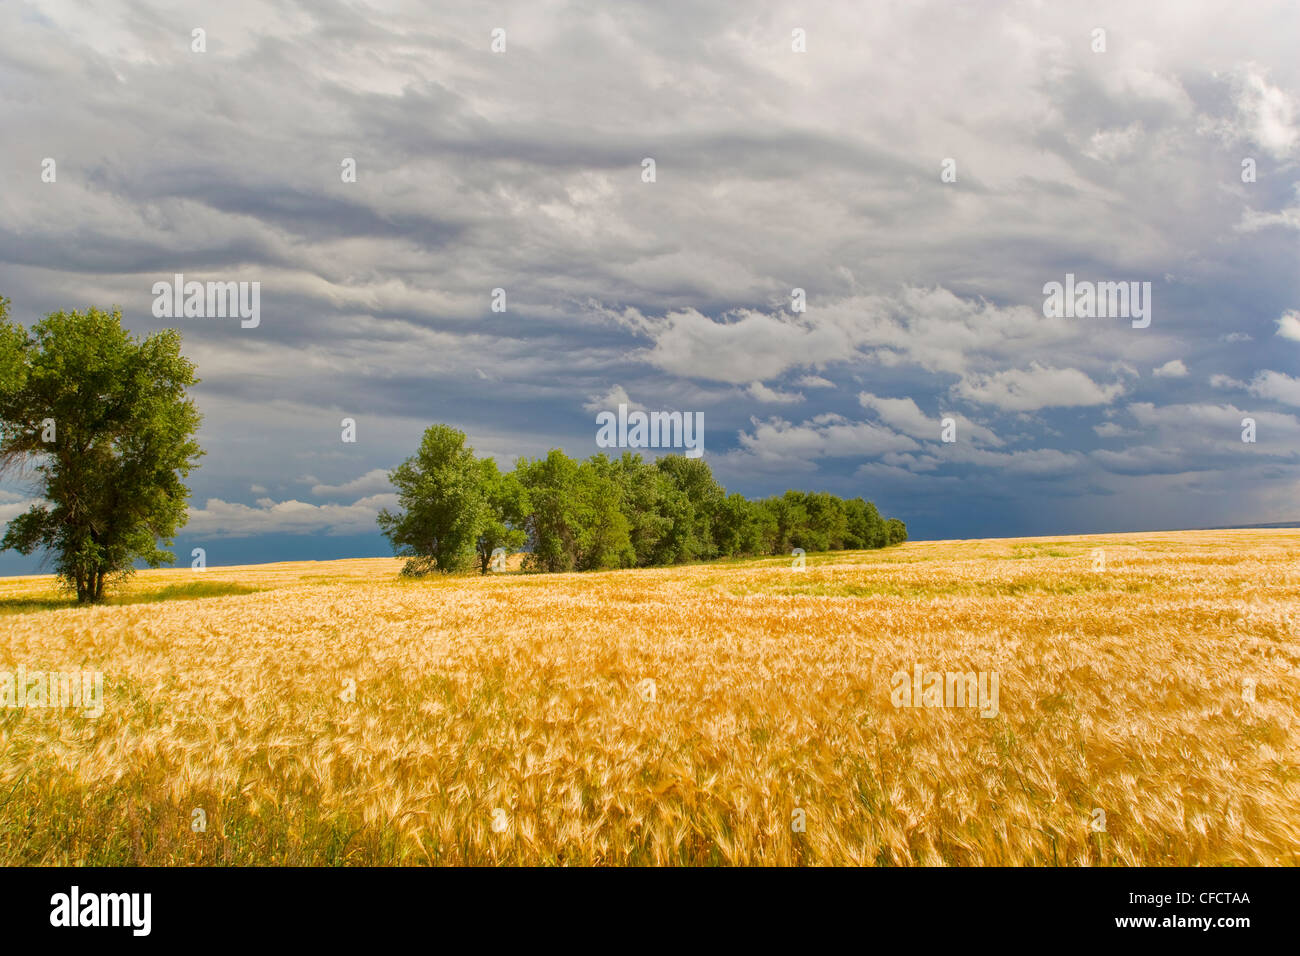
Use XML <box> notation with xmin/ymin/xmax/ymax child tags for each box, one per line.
<box><xmin>0</xmin><ymin>529</ymin><xmax>1296</xmax><ymax>865</ymax></box>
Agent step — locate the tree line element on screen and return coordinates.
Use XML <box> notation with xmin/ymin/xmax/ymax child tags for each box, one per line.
<box><xmin>0</xmin><ymin>300</ymin><xmax>906</xmax><ymax>599</ymax></box>
<box><xmin>378</xmin><ymin>424</ymin><xmax>907</xmax><ymax>575</ymax></box>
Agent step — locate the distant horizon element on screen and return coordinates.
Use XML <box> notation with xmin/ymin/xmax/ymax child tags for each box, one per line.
<box><xmin>1</xmin><ymin>521</ymin><xmax>1296</xmax><ymax>580</ymax></box>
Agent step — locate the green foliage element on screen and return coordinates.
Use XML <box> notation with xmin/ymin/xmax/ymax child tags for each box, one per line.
<box><xmin>652</xmin><ymin>455</ymin><xmax>723</xmax><ymax>563</ymax></box>
<box><xmin>713</xmin><ymin>492</ymin><xmax>758</xmax><ymax>557</ymax></box>
<box><xmin>379</xmin><ymin>422</ymin><xmax>909</xmax><ymax>576</ymax></box>
<box><xmin>803</xmin><ymin>491</ymin><xmax>848</xmax><ymax>550</ymax></box>
<box><xmin>473</xmin><ymin>458</ymin><xmax>528</xmax><ymax>574</ymax></box>
<box><xmin>514</xmin><ymin>449</ymin><xmax>581</xmax><ymax>572</ymax></box>
<box><xmin>572</xmin><ymin>454</ymin><xmax>635</xmax><ymax>570</ymax></box>
<box><xmin>0</xmin><ymin>301</ymin><xmax>202</xmax><ymax>602</ymax></box>
<box><xmin>377</xmin><ymin>424</ymin><xmax>488</xmax><ymax>575</ymax></box>
<box><xmin>612</xmin><ymin>452</ymin><xmax>672</xmax><ymax>565</ymax></box>
<box><xmin>764</xmin><ymin>491</ymin><xmax>810</xmax><ymax>555</ymax></box>
<box><xmin>844</xmin><ymin>497</ymin><xmax>886</xmax><ymax>549</ymax></box>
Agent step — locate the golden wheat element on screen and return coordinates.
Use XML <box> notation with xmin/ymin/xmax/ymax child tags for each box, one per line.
<box><xmin>0</xmin><ymin>530</ymin><xmax>1296</xmax><ymax>865</ymax></box>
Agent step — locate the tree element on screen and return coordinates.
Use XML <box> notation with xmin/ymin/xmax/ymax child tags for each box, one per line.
<box><xmin>885</xmin><ymin>517</ymin><xmax>908</xmax><ymax>545</ymax></box>
<box><xmin>377</xmin><ymin>424</ymin><xmax>486</xmax><ymax>574</ymax></box>
<box><xmin>766</xmin><ymin>491</ymin><xmax>811</xmax><ymax>555</ymax></box>
<box><xmin>712</xmin><ymin>492</ymin><xmax>756</xmax><ymax>557</ymax></box>
<box><xmin>515</xmin><ymin>449</ymin><xmax>582</xmax><ymax>572</ymax></box>
<box><xmin>652</xmin><ymin>455</ymin><xmax>723</xmax><ymax>563</ymax></box>
<box><xmin>572</xmin><ymin>454</ymin><xmax>634</xmax><ymax>570</ymax></box>
<box><xmin>747</xmin><ymin>497</ymin><xmax>780</xmax><ymax>555</ymax></box>
<box><xmin>612</xmin><ymin>452</ymin><xmax>671</xmax><ymax>565</ymax></box>
<box><xmin>803</xmin><ymin>492</ymin><xmax>849</xmax><ymax>551</ymax></box>
<box><xmin>474</xmin><ymin>457</ymin><xmax>528</xmax><ymax>574</ymax></box>
<box><xmin>0</xmin><ymin>301</ymin><xmax>202</xmax><ymax>602</ymax></box>
<box><xmin>515</xmin><ymin>451</ymin><xmax>637</xmax><ymax>571</ymax></box>
<box><xmin>844</xmin><ymin>497</ymin><xmax>884</xmax><ymax>550</ymax></box>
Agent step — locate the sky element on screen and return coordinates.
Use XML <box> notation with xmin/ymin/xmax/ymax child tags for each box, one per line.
<box><xmin>1</xmin><ymin>0</ymin><xmax>1298</xmax><ymax>572</ymax></box>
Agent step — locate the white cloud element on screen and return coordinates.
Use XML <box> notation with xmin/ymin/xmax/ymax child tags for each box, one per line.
<box><xmin>726</xmin><ymin>414</ymin><xmax>920</xmax><ymax>468</ymax></box>
<box><xmin>634</xmin><ymin>287</ymin><xmax>1087</xmax><ymax>387</ymax></box>
<box><xmin>1210</xmin><ymin>373</ymin><xmax>1247</xmax><ymax>390</ymax></box>
<box><xmin>639</xmin><ymin>307</ymin><xmax>851</xmax><ymax>384</ymax></box>
<box><xmin>583</xmin><ymin>384</ymin><xmax>643</xmax><ymax>414</ymax></box>
<box><xmin>1237</xmin><ymin>67</ymin><xmax>1299</xmax><ymax>159</ymax></box>
<box><xmin>745</xmin><ymin>381</ymin><xmax>804</xmax><ymax>404</ymax></box>
<box><xmin>1236</xmin><ymin>204</ymin><xmax>1300</xmax><ymax>232</ymax></box>
<box><xmin>1235</xmin><ymin>183</ymin><xmax>1300</xmax><ymax>233</ymax></box>
<box><xmin>858</xmin><ymin>391</ymin><xmax>1002</xmax><ymax>446</ymax></box>
<box><xmin>185</xmin><ymin>494</ymin><xmax>398</xmax><ymax>538</ymax></box>
<box><xmin>1083</xmin><ymin>122</ymin><xmax>1145</xmax><ymax>162</ymax></box>
<box><xmin>1127</xmin><ymin>401</ymin><xmax>1300</xmax><ymax>444</ymax></box>
<box><xmin>952</xmin><ymin>364</ymin><xmax>1124</xmax><ymax>411</ymax></box>
<box><xmin>1152</xmin><ymin>359</ymin><xmax>1189</xmax><ymax>378</ymax></box>
<box><xmin>1276</xmin><ymin>310</ymin><xmax>1300</xmax><ymax>342</ymax></box>
<box><xmin>1248</xmin><ymin>370</ymin><xmax>1300</xmax><ymax>406</ymax></box>
<box><xmin>309</xmin><ymin>469</ymin><xmax>393</xmax><ymax>498</ymax></box>
<box><xmin>795</xmin><ymin>374</ymin><xmax>836</xmax><ymax>389</ymax></box>
<box><xmin>1086</xmin><ymin>402</ymin><xmax>1300</xmax><ymax>475</ymax></box>
<box><xmin>1094</xmin><ymin>422</ymin><xmax>1136</xmax><ymax>438</ymax></box>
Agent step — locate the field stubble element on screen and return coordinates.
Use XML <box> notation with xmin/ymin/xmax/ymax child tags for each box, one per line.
<box><xmin>0</xmin><ymin>530</ymin><xmax>1297</xmax><ymax>865</ymax></box>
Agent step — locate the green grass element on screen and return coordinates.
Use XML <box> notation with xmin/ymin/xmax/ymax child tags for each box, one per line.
<box><xmin>1009</xmin><ymin>545</ymin><xmax>1076</xmax><ymax>559</ymax></box>
<box><xmin>0</xmin><ymin>580</ymin><xmax>261</xmax><ymax>615</ymax></box>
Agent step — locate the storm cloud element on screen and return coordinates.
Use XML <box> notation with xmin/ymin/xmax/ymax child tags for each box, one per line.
<box><xmin>1</xmin><ymin>0</ymin><xmax>1297</xmax><ymax>568</ymax></box>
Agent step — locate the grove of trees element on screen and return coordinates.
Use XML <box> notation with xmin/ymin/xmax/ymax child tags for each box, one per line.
<box><xmin>378</xmin><ymin>423</ymin><xmax>908</xmax><ymax>575</ymax></box>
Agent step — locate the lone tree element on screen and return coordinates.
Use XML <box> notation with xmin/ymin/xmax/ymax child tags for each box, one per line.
<box><xmin>378</xmin><ymin>424</ymin><xmax>489</xmax><ymax>575</ymax></box>
<box><xmin>0</xmin><ymin>300</ymin><xmax>203</xmax><ymax>602</ymax></box>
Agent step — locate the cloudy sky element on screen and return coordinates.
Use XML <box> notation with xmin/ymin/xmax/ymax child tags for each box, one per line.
<box><xmin>1</xmin><ymin>0</ymin><xmax>1298</xmax><ymax>571</ymax></box>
